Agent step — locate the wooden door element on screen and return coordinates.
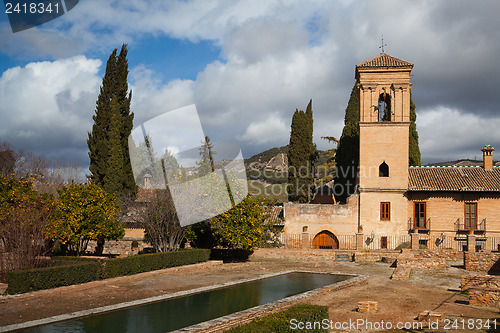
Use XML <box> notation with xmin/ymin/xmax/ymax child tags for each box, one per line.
<box><xmin>312</xmin><ymin>231</ymin><xmax>338</xmax><ymax>249</ymax></box>
<box><xmin>414</xmin><ymin>202</ymin><xmax>426</xmax><ymax>228</ymax></box>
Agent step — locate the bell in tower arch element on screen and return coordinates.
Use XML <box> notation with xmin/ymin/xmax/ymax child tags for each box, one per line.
<box><xmin>378</xmin><ymin>87</ymin><xmax>391</xmax><ymax>121</ymax></box>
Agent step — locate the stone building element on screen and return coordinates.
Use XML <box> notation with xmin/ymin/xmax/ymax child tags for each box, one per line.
<box><xmin>284</xmin><ymin>52</ymin><xmax>500</xmax><ymax>251</ymax></box>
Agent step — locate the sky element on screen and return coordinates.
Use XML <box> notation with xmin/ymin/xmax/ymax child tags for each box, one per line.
<box><xmin>1</xmin><ymin>0</ymin><xmax>500</xmax><ymax>181</ymax></box>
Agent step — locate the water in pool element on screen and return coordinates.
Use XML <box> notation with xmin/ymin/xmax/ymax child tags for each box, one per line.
<box><xmin>20</xmin><ymin>272</ymin><xmax>351</xmax><ymax>332</ymax></box>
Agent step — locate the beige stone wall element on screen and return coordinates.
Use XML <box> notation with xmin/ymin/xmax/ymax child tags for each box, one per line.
<box><xmin>359</xmin><ymin>190</ymin><xmax>408</xmax><ymax>236</ymax></box>
<box><xmin>124</xmin><ymin>228</ymin><xmax>145</xmax><ymax>239</ymax></box>
<box><xmin>284</xmin><ymin>194</ymin><xmax>358</xmax><ymax>238</ymax></box>
<box><xmin>407</xmin><ymin>192</ymin><xmax>500</xmax><ymax>234</ymax></box>
<box><xmin>358</xmin><ymin>123</ymin><xmax>409</xmax><ymax>190</ymax></box>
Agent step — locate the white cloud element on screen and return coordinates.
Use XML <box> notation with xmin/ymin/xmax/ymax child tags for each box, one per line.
<box><xmin>0</xmin><ymin>23</ymin><xmax>85</xmax><ymax>60</ymax></box>
<box><xmin>0</xmin><ymin>56</ymin><xmax>101</xmax><ymax>158</ymax></box>
<box><xmin>238</xmin><ymin>114</ymin><xmax>288</xmax><ymax>145</ymax></box>
<box><xmin>2</xmin><ymin>0</ymin><xmax>500</xmax><ymax>164</ymax></box>
<box><xmin>417</xmin><ymin>107</ymin><xmax>500</xmax><ymax>162</ymax></box>
<box><xmin>223</xmin><ymin>18</ymin><xmax>309</xmax><ymax>64</ymax></box>
<box><xmin>130</xmin><ymin>65</ymin><xmax>195</xmax><ymax>124</ymax></box>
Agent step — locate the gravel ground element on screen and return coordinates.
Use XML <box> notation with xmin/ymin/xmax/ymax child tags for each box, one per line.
<box><xmin>0</xmin><ymin>249</ymin><xmax>499</xmax><ymax>332</ymax></box>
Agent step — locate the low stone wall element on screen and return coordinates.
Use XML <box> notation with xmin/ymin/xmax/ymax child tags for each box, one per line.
<box><xmin>464</xmin><ymin>252</ymin><xmax>500</xmax><ymax>274</ymax></box>
<box><xmin>461</xmin><ymin>275</ymin><xmax>500</xmax><ymax>291</ymax></box>
<box><xmin>252</xmin><ymin>248</ymin><xmax>353</xmax><ymax>262</ymax></box>
<box><xmin>87</xmin><ymin>239</ymin><xmax>147</xmax><ymax>256</ymax></box>
<box><xmin>353</xmin><ymin>252</ymin><xmax>382</xmax><ymax>262</ymax></box>
<box><xmin>396</xmin><ymin>249</ymin><xmax>447</xmax><ymax>270</ymax></box>
<box><xmin>401</xmin><ymin>249</ymin><xmax>459</xmax><ymax>261</ymax></box>
<box><xmin>418</xmin><ymin>249</ymin><xmax>460</xmax><ymax>261</ymax></box>
<box><xmin>461</xmin><ymin>275</ymin><xmax>500</xmax><ymax>307</ymax></box>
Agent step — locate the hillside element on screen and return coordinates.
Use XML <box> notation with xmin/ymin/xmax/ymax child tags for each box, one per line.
<box><xmin>244</xmin><ymin>145</ymin><xmax>289</xmax><ymax>166</ymax></box>
<box><xmin>244</xmin><ymin>145</ymin><xmax>330</xmax><ymax>170</ymax></box>
<box><xmin>244</xmin><ymin>145</ymin><xmax>331</xmax><ymax>186</ymax></box>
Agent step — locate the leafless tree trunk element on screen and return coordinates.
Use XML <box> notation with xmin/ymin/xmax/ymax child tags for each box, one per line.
<box><xmin>0</xmin><ymin>200</ymin><xmax>52</xmax><ymax>281</ymax></box>
<box><xmin>139</xmin><ymin>190</ymin><xmax>184</xmax><ymax>252</ymax></box>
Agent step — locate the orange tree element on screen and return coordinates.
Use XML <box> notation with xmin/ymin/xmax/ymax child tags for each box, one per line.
<box><xmin>0</xmin><ymin>175</ymin><xmax>54</xmax><ymax>274</ymax></box>
<box><xmin>210</xmin><ymin>195</ymin><xmax>270</xmax><ymax>251</ymax></box>
<box><xmin>47</xmin><ymin>184</ymin><xmax>124</xmax><ymax>255</ymax></box>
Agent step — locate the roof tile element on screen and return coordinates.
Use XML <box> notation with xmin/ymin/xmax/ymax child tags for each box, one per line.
<box><xmin>357</xmin><ymin>53</ymin><xmax>413</xmax><ymax>68</ymax></box>
<box><xmin>408</xmin><ymin>166</ymin><xmax>500</xmax><ymax>192</ymax></box>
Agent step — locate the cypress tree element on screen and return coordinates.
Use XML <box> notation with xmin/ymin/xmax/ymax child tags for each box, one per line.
<box><xmin>115</xmin><ymin>45</ymin><xmax>136</xmax><ymax>196</ymax></box>
<box><xmin>287</xmin><ymin>100</ymin><xmax>315</xmax><ymax>202</ymax></box>
<box><xmin>103</xmin><ymin>101</ymin><xmax>124</xmax><ymax>194</ymax></box>
<box><xmin>88</xmin><ymin>49</ymin><xmax>116</xmax><ymax>186</ymax></box>
<box><xmin>409</xmin><ymin>90</ymin><xmax>421</xmax><ymax>166</ymax></box>
<box><xmin>88</xmin><ymin>44</ymin><xmax>137</xmax><ymax>198</ymax></box>
<box><xmin>334</xmin><ymin>84</ymin><xmax>359</xmax><ymax>202</ymax></box>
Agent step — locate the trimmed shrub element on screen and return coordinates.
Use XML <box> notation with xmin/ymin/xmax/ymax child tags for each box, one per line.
<box><xmin>226</xmin><ymin>304</ymin><xmax>329</xmax><ymax>333</ymax></box>
<box><xmin>395</xmin><ymin>241</ymin><xmax>411</xmax><ymax>251</ymax></box>
<box><xmin>5</xmin><ymin>249</ymin><xmax>210</xmax><ymax>294</ymax></box>
<box><xmin>394</xmin><ymin>241</ymin><xmax>428</xmax><ymax>250</ymax></box>
<box><xmin>210</xmin><ymin>248</ymin><xmax>253</xmax><ymax>263</ymax></box>
<box><xmin>103</xmin><ymin>249</ymin><xmax>210</xmax><ymax>278</ymax></box>
<box><xmin>6</xmin><ymin>261</ymin><xmax>102</xmax><ymax>294</ymax></box>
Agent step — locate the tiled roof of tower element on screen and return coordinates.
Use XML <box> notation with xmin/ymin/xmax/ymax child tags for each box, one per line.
<box><xmin>357</xmin><ymin>53</ymin><xmax>414</xmax><ymax>68</ymax></box>
<box><xmin>408</xmin><ymin>166</ymin><xmax>500</xmax><ymax>191</ymax></box>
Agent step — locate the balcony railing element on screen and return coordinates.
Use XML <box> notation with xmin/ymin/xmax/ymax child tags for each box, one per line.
<box><xmin>455</xmin><ymin>218</ymin><xmax>486</xmax><ymax>233</ymax></box>
<box><xmin>408</xmin><ymin>217</ymin><xmax>431</xmax><ymax>233</ymax></box>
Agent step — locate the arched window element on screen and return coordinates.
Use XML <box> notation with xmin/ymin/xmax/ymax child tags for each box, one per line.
<box><xmin>378</xmin><ymin>88</ymin><xmax>391</xmax><ymax>121</ymax></box>
<box><xmin>379</xmin><ymin>161</ymin><xmax>389</xmax><ymax>177</ymax></box>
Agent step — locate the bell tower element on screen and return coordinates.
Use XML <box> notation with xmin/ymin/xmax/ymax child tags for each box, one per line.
<box><xmin>356</xmin><ymin>52</ymin><xmax>414</xmax><ymax>236</ymax></box>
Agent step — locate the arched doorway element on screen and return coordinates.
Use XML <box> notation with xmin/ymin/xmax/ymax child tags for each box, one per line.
<box><xmin>312</xmin><ymin>231</ymin><xmax>339</xmax><ymax>249</ymax></box>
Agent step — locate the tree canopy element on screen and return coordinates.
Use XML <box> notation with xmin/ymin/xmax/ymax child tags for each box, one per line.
<box><xmin>47</xmin><ymin>184</ymin><xmax>124</xmax><ymax>255</ymax></box>
<box><xmin>287</xmin><ymin>99</ymin><xmax>315</xmax><ymax>202</ymax></box>
<box><xmin>334</xmin><ymin>84</ymin><xmax>359</xmax><ymax>202</ymax></box>
<box><xmin>87</xmin><ymin>44</ymin><xmax>136</xmax><ymax>199</ymax></box>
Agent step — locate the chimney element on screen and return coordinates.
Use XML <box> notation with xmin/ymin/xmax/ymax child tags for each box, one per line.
<box><xmin>481</xmin><ymin>145</ymin><xmax>495</xmax><ymax>169</ymax></box>
<box><xmin>144</xmin><ymin>174</ymin><xmax>152</xmax><ymax>189</ymax></box>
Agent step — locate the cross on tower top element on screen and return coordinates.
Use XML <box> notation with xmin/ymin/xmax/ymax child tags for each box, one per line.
<box><xmin>379</xmin><ymin>36</ymin><xmax>387</xmax><ymax>53</ymax></box>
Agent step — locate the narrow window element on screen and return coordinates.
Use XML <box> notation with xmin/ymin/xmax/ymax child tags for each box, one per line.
<box><xmin>380</xmin><ymin>202</ymin><xmax>390</xmax><ymax>220</ymax></box>
<box><xmin>380</xmin><ymin>236</ymin><xmax>388</xmax><ymax>249</ymax></box>
<box><xmin>414</xmin><ymin>202</ymin><xmax>427</xmax><ymax>229</ymax></box>
<box><xmin>378</xmin><ymin>88</ymin><xmax>392</xmax><ymax>121</ymax></box>
<box><xmin>465</xmin><ymin>202</ymin><xmax>477</xmax><ymax>229</ymax></box>
<box><xmin>379</xmin><ymin>162</ymin><xmax>389</xmax><ymax>177</ymax></box>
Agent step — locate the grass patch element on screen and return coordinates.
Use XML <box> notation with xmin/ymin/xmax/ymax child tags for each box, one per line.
<box><xmin>226</xmin><ymin>304</ymin><xmax>328</xmax><ymax>333</ymax></box>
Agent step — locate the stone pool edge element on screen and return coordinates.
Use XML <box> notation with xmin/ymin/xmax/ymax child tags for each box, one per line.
<box><xmin>173</xmin><ymin>271</ymin><xmax>368</xmax><ymax>333</ymax></box>
<box><xmin>0</xmin><ymin>270</ymin><xmax>355</xmax><ymax>332</ymax></box>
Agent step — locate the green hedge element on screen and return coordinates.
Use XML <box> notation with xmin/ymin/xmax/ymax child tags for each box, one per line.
<box><xmin>103</xmin><ymin>249</ymin><xmax>210</xmax><ymax>278</ymax></box>
<box><xmin>226</xmin><ymin>304</ymin><xmax>329</xmax><ymax>333</ymax></box>
<box><xmin>210</xmin><ymin>248</ymin><xmax>253</xmax><ymax>262</ymax></box>
<box><xmin>5</xmin><ymin>249</ymin><xmax>210</xmax><ymax>294</ymax></box>
<box><xmin>6</xmin><ymin>261</ymin><xmax>102</xmax><ymax>294</ymax></box>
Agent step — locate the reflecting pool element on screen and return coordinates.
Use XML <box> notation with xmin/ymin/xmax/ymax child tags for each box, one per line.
<box><xmin>20</xmin><ymin>272</ymin><xmax>351</xmax><ymax>332</ymax></box>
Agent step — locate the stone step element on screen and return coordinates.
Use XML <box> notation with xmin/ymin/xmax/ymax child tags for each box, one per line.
<box><xmin>391</xmin><ymin>267</ymin><xmax>411</xmax><ymax>280</ymax></box>
<box><xmin>356</xmin><ymin>301</ymin><xmax>378</xmax><ymax>313</ymax></box>
<box><xmin>335</xmin><ymin>254</ymin><xmax>352</xmax><ymax>262</ymax></box>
